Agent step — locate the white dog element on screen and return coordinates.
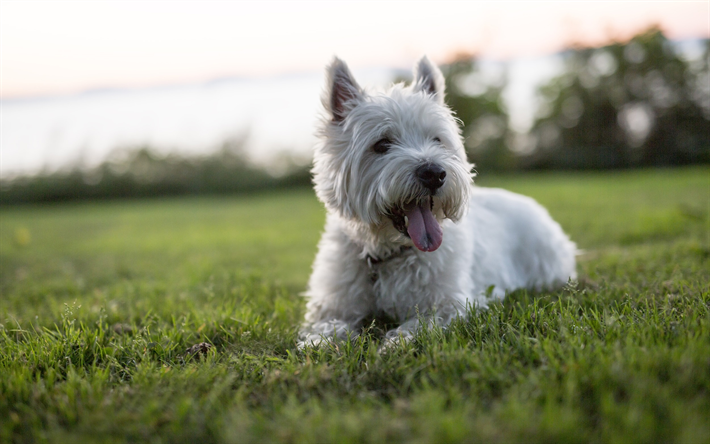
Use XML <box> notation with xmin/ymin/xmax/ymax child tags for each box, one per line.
<box><xmin>299</xmin><ymin>56</ymin><xmax>576</xmax><ymax>347</ymax></box>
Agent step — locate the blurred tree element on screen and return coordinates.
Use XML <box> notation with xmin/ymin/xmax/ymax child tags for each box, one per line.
<box><xmin>441</xmin><ymin>54</ymin><xmax>514</xmax><ymax>171</ymax></box>
<box><xmin>527</xmin><ymin>27</ymin><xmax>710</xmax><ymax>169</ymax></box>
<box><xmin>0</xmin><ymin>134</ymin><xmax>312</xmax><ymax>204</ymax></box>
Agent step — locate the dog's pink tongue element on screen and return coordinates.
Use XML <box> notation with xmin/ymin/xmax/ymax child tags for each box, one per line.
<box><xmin>405</xmin><ymin>199</ymin><xmax>443</xmax><ymax>252</ymax></box>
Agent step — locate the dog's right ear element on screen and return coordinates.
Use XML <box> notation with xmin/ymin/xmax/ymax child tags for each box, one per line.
<box><xmin>413</xmin><ymin>56</ymin><xmax>446</xmax><ymax>105</ymax></box>
<box><xmin>324</xmin><ymin>57</ymin><xmax>362</xmax><ymax>122</ymax></box>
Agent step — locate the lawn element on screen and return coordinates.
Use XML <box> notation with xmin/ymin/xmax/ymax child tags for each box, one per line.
<box><xmin>1</xmin><ymin>167</ymin><xmax>708</xmax><ymax>443</ymax></box>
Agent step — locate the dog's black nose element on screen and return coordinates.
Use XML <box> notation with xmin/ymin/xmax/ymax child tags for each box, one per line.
<box><xmin>416</xmin><ymin>164</ymin><xmax>446</xmax><ymax>192</ymax></box>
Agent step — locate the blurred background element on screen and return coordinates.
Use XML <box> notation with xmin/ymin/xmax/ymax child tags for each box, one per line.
<box><xmin>1</xmin><ymin>1</ymin><xmax>708</xmax><ymax>203</ymax></box>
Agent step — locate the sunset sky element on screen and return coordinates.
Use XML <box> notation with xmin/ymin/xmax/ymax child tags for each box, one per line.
<box><xmin>1</xmin><ymin>1</ymin><xmax>708</xmax><ymax>98</ymax></box>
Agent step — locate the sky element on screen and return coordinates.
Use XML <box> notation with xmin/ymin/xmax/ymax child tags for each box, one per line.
<box><xmin>1</xmin><ymin>1</ymin><xmax>709</xmax><ymax>98</ymax></box>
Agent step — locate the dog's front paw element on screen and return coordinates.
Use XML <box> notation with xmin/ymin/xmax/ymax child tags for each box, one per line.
<box><xmin>296</xmin><ymin>334</ymin><xmax>335</xmax><ymax>350</ymax></box>
<box><xmin>378</xmin><ymin>329</ymin><xmax>414</xmax><ymax>353</ymax></box>
<box><xmin>377</xmin><ymin>338</ymin><xmax>401</xmax><ymax>354</ymax></box>
<box><xmin>298</xmin><ymin>319</ymin><xmax>359</xmax><ymax>350</ymax></box>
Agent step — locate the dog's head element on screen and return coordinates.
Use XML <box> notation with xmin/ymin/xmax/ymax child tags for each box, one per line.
<box><xmin>313</xmin><ymin>56</ymin><xmax>474</xmax><ymax>252</ymax></box>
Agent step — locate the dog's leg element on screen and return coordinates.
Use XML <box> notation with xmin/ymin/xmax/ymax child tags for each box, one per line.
<box><xmin>299</xmin><ymin>264</ymin><xmax>373</xmax><ymax>348</ymax></box>
<box><xmin>298</xmin><ymin>217</ymin><xmax>375</xmax><ymax>349</ymax></box>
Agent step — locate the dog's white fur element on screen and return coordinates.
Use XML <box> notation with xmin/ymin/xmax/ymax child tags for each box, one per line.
<box><xmin>299</xmin><ymin>56</ymin><xmax>576</xmax><ymax>347</ymax></box>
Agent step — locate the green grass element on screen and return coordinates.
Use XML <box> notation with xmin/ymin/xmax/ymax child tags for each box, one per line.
<box><xmin>1</xmin><ymin>167</ymin><xmax>708</xmax><ymax>443</ymax></box>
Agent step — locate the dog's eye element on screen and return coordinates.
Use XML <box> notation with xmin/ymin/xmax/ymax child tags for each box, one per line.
<box><xmin>433</xmin><ymin>137</ymin><xmax>441</xmax><ymax>144</ymax></box>
<box><xmin>372</xmin><ymin>138</ymin><xmax>392</xmax><ymax>154</ymax></box>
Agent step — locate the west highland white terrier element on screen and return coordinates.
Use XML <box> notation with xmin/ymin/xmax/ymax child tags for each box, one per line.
<box><xmin>299</xmin><ymin>56</ymin><xmax>577</xmax><ymax>347</ymax></box>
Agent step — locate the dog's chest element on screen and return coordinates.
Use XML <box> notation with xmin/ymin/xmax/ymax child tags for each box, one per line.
<box><xmin>368</xmin><ymin>252</ymin><xmax>440</xmax><ymax>319</ymax></box>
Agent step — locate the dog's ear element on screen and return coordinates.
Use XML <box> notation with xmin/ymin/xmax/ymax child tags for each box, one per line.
<box><xmin>324</xmin><ymin>57</ymin><xmax>363</xmax><ymax>122</ymax></box>
<box><xmin>413</xmin><ymin>56</ymin><xmax>445</xmax><ymax>105</ymax></box>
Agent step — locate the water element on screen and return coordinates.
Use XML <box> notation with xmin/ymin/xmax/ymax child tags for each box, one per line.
<box><xmin>1</xmin><ymin>74</ymin><xmax>325</xmax><ymax>177</ymax></box>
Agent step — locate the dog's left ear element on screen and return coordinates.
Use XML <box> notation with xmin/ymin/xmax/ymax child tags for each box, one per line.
<box><xmin>413</xmin><ymin>56</ymin><xmax>446</xmax><ymax>105</ymax></box>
